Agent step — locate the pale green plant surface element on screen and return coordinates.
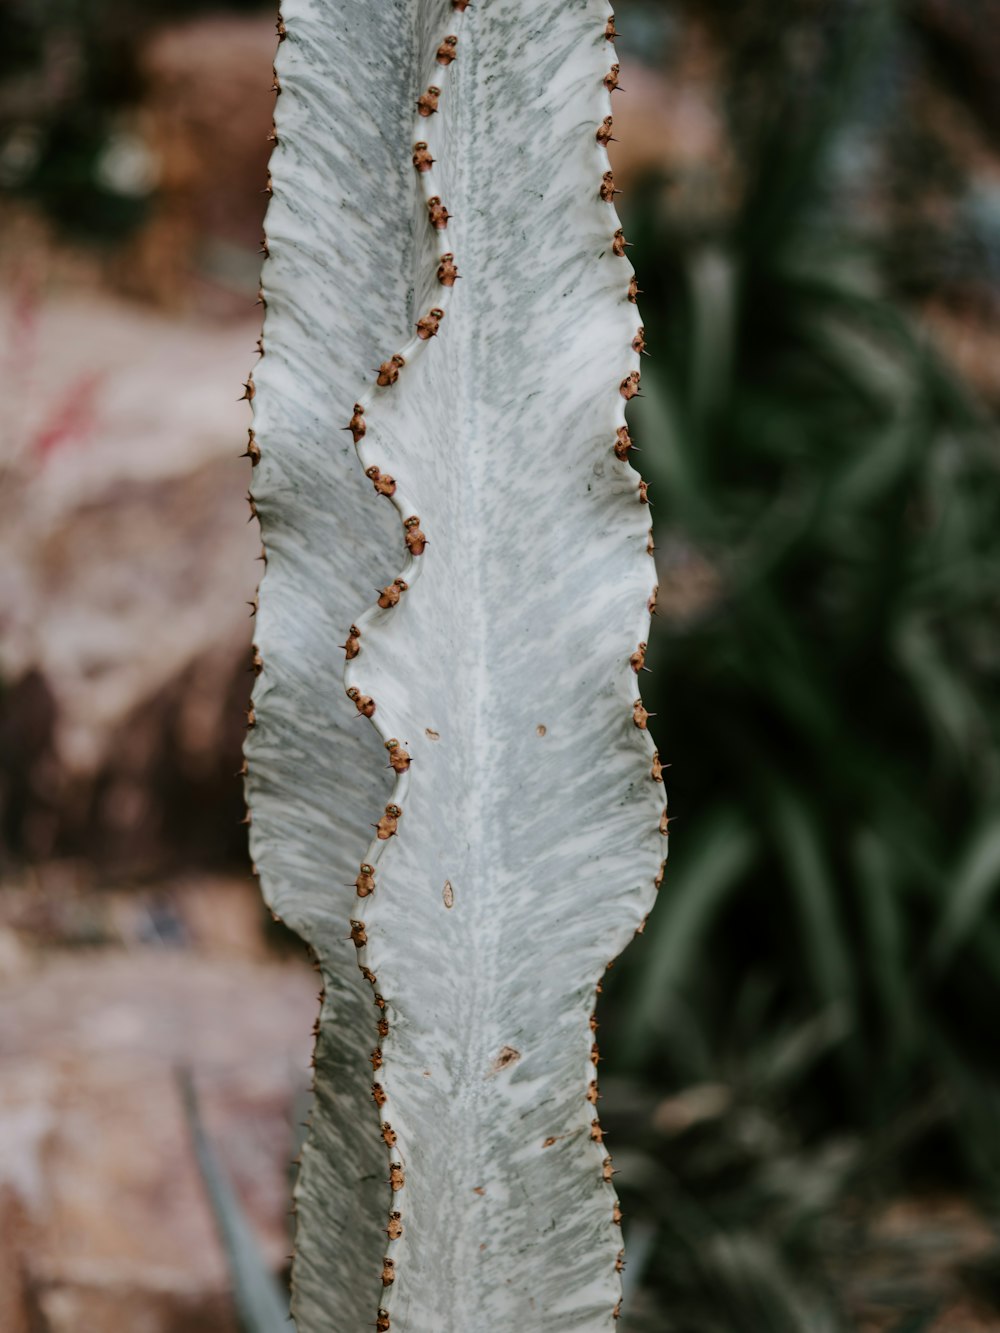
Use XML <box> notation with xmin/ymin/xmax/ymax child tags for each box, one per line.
<box><xmin>244</xmin><ymin>2</ymin><xmax>664</xmax><ymax>1329</ymax></box>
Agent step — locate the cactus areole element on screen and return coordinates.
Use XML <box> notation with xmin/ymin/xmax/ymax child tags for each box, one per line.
<box><xmin>244</xmin><ymin>2</ymin><xmax>666</xmax><ymax>1329</ymax></box>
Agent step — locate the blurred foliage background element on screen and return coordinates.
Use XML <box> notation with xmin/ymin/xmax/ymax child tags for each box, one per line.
<box><xmin>2</xmin><ymin>0</ymin><xmax>1000</xmax><ymax>1330</ymax></box>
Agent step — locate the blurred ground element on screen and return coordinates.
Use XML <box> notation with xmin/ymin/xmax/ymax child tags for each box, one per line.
<box><xmin>0</xmin><ymin>875</ymin><xmax>312</xmax><ymax>1333</ymax></box>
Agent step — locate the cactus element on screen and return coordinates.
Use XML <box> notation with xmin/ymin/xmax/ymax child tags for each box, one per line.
<box><xmin>244</xmin><ymin>1</ymin><xmax>666</xmax><ymax>1329</ymax></box>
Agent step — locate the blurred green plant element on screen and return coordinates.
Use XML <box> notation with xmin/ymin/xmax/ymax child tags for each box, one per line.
<box><xmin>606</xmin><ymin>1014</ymin><xmax>992</xmax><ymax>1332</ymax></box>
<box><xmin>179</xmin><ymin>1068</ymin><xmax>290</xmax><ymax>1333</ymax></box>
<box><xmin>601</xmin><ymin>1</ymin><xmax>1000</xmax><ymax>1325</ymax></box>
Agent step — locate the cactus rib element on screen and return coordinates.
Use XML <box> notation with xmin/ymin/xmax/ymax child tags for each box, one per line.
<box><xmin>246</xmin><ymin>2</ymin><xmax>667</xmax><ymax>1328</ymax></box>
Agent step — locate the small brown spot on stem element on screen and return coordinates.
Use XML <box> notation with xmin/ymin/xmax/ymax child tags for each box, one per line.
<box><xmin>349</xmin><ymin>919</ymin><xmax>367</xmax><ymax>948</ymax></box>
<box><xmin>416</xmin><ymin>86</ymin><xmax>441</xmax><ymax>116</ymax></box>
<box><xmin>620</xmin><ymin>370</ymin><xmax>640</xmax><ymax>400</ymax></box>
<box><xmin>600</xmin><ymin>170</ymin><xmax>620</xmax><ymax>203</ymax></box>
<box><xmin>377</xmin><ymin>578</ymin><xmax>408</xmax><ymax>609</ymax></box>
<box><xmin>437</xmin><ymin>252</ymin><xmax>460</xmax><ymax>285</ymax></box>
<box><xmin>491</xmin><ymin>1046</ymin><xmax>521</xmax><ymax>1073</ymax></box>
<box><xmin>614</xmin><ymin>425</ymin><xmax>633</xmax><ymax>460</ymax></box>
<box><xmin>355</xmin><ymin>863</ymin><xmax>376</xmax><ymax>897</ymax></box>
<box><xmin>416</xmin><ymin>307</ymin><xmax>445</xmax><ymax>340</ymax></box>
<box><xmin>376</xmin><ymin>354</ymin><xmax>405</xmax><ymax>387</ymax></box>
<box><xmin>427</xmin><ymin>196</ymin><xmax>451</xmax><ymax>229</ymax></box>
<box><xmin>436</xmin><ymin>35</ymin><xmax>458</xmax><ymax>64</ymax></box>
<box><xmin>412</xmin><ymin>141</ymin><xmax>434</xmax><ymax>172</ymax></box>
<box><xmin>347</xmin><ymin>686</ymin><xmax>376</xmax><ymax>718</ymax></box>
<box><xmin>386</xmin><ymin>739</ymin><xmax>411</xmax><ymax>772</ymax></box>
<box><xmin>343</xmin><ymin>402</ymin><xmax>366</xmax><ymax>442</ymax></box>
<box><xmin>374</xmin><ymin>804</ymin><xmax>402</xmax><ymax>839</ymax></box>
<box><xmin>404</xmin><ymin>515</ymin><xmax>427</xmax><ymax>554</ymax></box>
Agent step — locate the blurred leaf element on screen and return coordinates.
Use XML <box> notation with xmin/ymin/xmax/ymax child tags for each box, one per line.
<box><xmin>686</xmin><ymin>245</ymin><xmax>737</xmax><ymax>442</ymax></box>
<box><xmin>178</xmin><ymin>1069</ymin><xmax>290</xmax><ymax>1333</ymax></box>
<box><xmin>631</xmin><ymin>370</ymin><xmax>708</xmax><ymax>530</ymax></box>
<box><xmin>698</xmin><ymin>1232</ymin><xmax>846</xmax><ymax>1333</ymax></box>
<box><xmin>738</xmin><ymin>0</ymin><xmax>893</xmax><ymax>264</ymax></box>
<box><xmin>852</xmin><ymin>829</ymin><xmax>916</xmax><ymax>1066</ymax></box>
<box><xmin>764</xmin><ymin>783</ymin><xmax>857</xmax><ymax>1049</ymax></box>
<box><xmin>621</xmin><ymin>807</ymin><xmax>758</xmax><ymax>1067</ymax></box>
<box><xmin>891</xmin><ymin>1313</ymin><xmax>941</xmax><ymax>1333</ymax></box>
<box><xmin>750</xmin><ymin>1006</ymin><xmax>852</xmax><ymax>1095</ymax></box>
<box><xmin>931</xmin><ymin>816</ymin><xmax>1000</xmax><ymax>970</ymax></box>
<box><xmin>894</xmin><ymin>615</ymin><xmax>983</xmax><ymax>763</ymax></box>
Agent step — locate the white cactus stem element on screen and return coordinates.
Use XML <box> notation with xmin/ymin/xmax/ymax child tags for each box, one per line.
<box><xmin>245</xmin><ymin>2</ymin><xmax>666</xmax><ymax>1330</ymax></box>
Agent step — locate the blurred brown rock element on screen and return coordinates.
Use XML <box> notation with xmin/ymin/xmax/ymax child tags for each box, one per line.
<box><xmin>0</xmin><ymin>289</ymin><xmax>260</xmax><ymax>873</ymax></box>
<box><xmin>0</xmin><ymin>946</ymin><xmax>314</xmax><ymax>1331</ymax></box>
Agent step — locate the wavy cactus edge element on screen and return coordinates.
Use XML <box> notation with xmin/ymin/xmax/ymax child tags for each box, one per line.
<box><xmin>245</xmin><ymin>2</ymin><xmax>667</xmax><ymax>1328</ymax></box>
